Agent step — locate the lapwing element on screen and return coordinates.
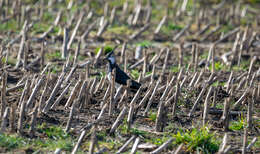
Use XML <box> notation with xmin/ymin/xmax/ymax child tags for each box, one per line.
<box><xmin>105</xmin><ymin>48</ymin><xmax>141</xmax><ymax>92</ymax></box>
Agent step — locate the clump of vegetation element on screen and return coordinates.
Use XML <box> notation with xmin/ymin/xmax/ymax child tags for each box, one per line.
<box><xmin>232</xmin><ymin>60</ymin><xmax>251</xmax><ymax>71</ymax></box>
<box><xmin>220</xmin><ymin>24</ymin><xmax>234</xmax><ymax>33</ymax></box>
<box><xmin>0</xmin><ymin>134</ymin><xmax>27</xmax><ymax>151</ymax></box>
<box><xmin>229</xmin><ymin>114</ymin><xmax>246</xmax><ymax>131</ymax></box>
<box><xmin>104</xmin><ymin>45</ymin><xmax>114</xmax><ymax>54</ymax></box>
<box><xmin>173</xmin><ymin>127</ymin><xmax>220</xmax><ymax>153</ymax></box>
<box><xmin>0</xmin><ymin>19</ymin><xmax>19</xmax><ymax>32</ymax></box>
<box><xmin>171</xmin><ymin>66</ymin><xmax>180</xmax><ymax>73</ymax></box>
<box><xmin>148</xmin><ymin>111</ymin><xmax>157</xmax><ymax>122</ymax></box>
<box><xmin>136</xmin><ymin>40</ymin><xmax>152</xmax><ymax>48</ymax></box>
<box><xmin>130</xmin><ymin>69</ymin><xmax>140</xmax><ymax>80</ymax></box>
<box><xmin>95</xmin><ymin>45</ymin><xmax>114</xmax><ymax>55</ymax></box>
<box><xmin>0</xmin><ymin>0</ymin><xmax>259</xmax><ymax>153</ymax></box>
<box><xmin>45</xmin><ymin>50</ymin><xmax>62</xmax><ymax>60</ymax></box>
<box><xmin>148</xmin><ymin>135</ymin><xmax>172</xmax><ymax>146</ymax></box>
<box><xmin>107</xmin><ymin>26</ymin><xmax>133</xmax><ymax>35</ymax></box>
<box><xmin>161</xmin><ymin>23</ymin><xmax>183</xmax><ymax>35</ymax></box>
<box><xmin>209</xmin><ymin>61</ymin><xmax>226</xmax><ymax>71</ymax></box>
<box><xmin>37</xmin><ymin>123</ymin><xmax>69</xmax><ymax>140</ymax></box>
<box><xmin>0</xmin><ymin>124</ymin><xmax>75</xmax><ymax>152</ymax></box>
<box><xmin>212</xmin><ymin>81</ymin><xmax>225</xmax><ymax>87</ymax></box>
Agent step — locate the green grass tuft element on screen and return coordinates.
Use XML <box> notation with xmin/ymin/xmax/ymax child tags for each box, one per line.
<box><xmin>173</xmin><ymin>127</ymin><xmax>220</xmax><ymax>153</ymax></box>
<box><xmin>171</xmin><ymin>66</ymin><xmax>180</xmax><ymax>73</ymax></box>
<box><xmin>0</xmin><ymin>124</ymin><xmax>74</xmax><ymax>152</ymax></box>
<box><xmin>0</xmin><ymin>19</ymin><xmax>19</xmax><ymax>32</ymax></box>
<box><xmin>107</xmin><ymin>25</ymin><xmax>133</xmax><ymax>35</ymax></box>
<box><xmin>229</xmin><ymin>114</ymin><xmax>246</xmax><ymax>131</ymax></box>
<box><xmin>0</xmin><ymin>134</ymin><xmax>27</xmax><ymax>151</ymax></box>
<box><xmin>136</xmin><ymin>40</ymin><xmax>152</xmax><ymax>48</ymax></box>
<box><xmin>104</xmin><ymin>46</ymin><xmax>114</xmax><ymax>54</ymax></box>
<box><xmin>148</xmin><ymin>111</ymin><xmax>157</xmax><ymax>122</ymax></box>
<box><xmin>95</xmin><ymin>45</ymin><xmax>114</xmax><ymax>55</ymax></box>
<box><xmin>130</xmin><ymin>69</ymin><xmax>140</xmax><ymax>80</ymax></box>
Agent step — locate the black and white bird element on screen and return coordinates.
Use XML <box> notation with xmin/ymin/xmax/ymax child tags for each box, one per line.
<box><xmin>105</xmin><ymin>49</ymin><xmax>141</xmax><ymax>92</ymax></box>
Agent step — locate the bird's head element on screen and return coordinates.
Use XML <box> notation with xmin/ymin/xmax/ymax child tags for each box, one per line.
<box><xmin>105</xmin><ymin>51</ymin><xmax>115</xmax><ymax>64</ymax></box>
<box><xmin>104</xmin><ymin>45</ymin><xmax>118</xmax><ymax>65</ymax></box>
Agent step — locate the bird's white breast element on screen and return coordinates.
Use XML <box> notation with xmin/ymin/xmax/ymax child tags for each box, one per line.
<box><xmin>107</xmin><ymin>72</ymin><xmax>112</xmax><ymax>82</ymax></box>
<box><xmin>107</xmin><ymin>72</ymin><xmax>120</xmax><ymax>90</ymax></box>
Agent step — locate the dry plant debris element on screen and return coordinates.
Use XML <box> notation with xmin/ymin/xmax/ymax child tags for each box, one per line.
<box><xmin>0</xmin><ymin>0</ymin><xmax>260</xmax><ymax>153</ymax></box>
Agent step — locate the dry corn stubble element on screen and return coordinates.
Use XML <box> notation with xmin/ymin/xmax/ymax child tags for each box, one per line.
<box><xmin>0</xmin><ymin>0</ymin><xmax>259</xmax><ymax>153</ymax></box>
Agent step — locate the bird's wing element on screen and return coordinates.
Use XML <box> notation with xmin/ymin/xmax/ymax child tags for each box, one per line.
<box><xmin>129</xmin><ymin>79</ymin><xmax>141</xmax><ymax>92</ymax></box>
<box><xmin>114</xmin><ymin>65</ymin><xmax>141</xmax><ymax>92</ymax></box>
<box><xmin>114</xmin><ymin>65</ymin><xmax>130</xmax><ymax>85</ymax></box>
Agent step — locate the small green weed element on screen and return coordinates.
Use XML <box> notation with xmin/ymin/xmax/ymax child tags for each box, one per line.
<box><xmin>216</xmin><ymin>103</ymin><xmax>224</xmax><ymax>109</ymax></box>
<box><xmin>33</xmin><ymin>123</ymin><xmax>74</xmax><ymax>151</ymax></box>
<box><xmin>212</xmin><ymin>81</ymin><xmax>225</xmax><ymax>87</ymax></box>
<box><xmin>148</xmin><ymin>111</ymin><xmax>157</xmax><ymax>122</ymax></box>
<box><xmin>136</xmin><ymin>40</ymin><xmax>152</xmax><ymax>48</ymax></box>
<box><xmin>42</xmin><ymin>12</ymin><xmax>55</xmax><ymax>23</ymax></box>
<box><xmin>50</xmin><ymin>65</ymin><xmax>62</xmax><ymax>74</ymax></box>
<box><xmin>109</xmin><ymin>0</ymin><xmax>125</xmax><ymax>7</ymax></box>
<box><xmin>104</xmin><ymin>46</ymin><xmax>114</xmax><ymax>53</ymax></box>
<box><xmin>171</xmin><ymin>66</ymin><xmax>180</xmax><ymax>73</ymax></box>
<box><xmin>200</xmin><ymin>52</ymin><xmax>208</xmax><ymax>59</ymax></box>
<box><xmin>107</xmin><ymin>26</ymin><xmax>133</xmax><ymax>35</ymax></box>
<box><xmin>149</xmin><ymin>136</ymin><xmax>172</xmax><ymax>146</ymax></box>
<box><xmin>168</xmin><ymin>23</ymin><xmax>183</xmax><ymax>31</ymax></box>
<box><xmin>255</xmin><ymin>119</ymin><xmax>260</xmax><ymax>129</ymax></box>
<box><xmin>246</xmin><ymin>0</ymin><xmax>260</xmax><ymax>4</ymax></box>
<box><xmin>130</xmin><ymin>128</ymin><xmax>148</xmax><ymax>136</ymax></box>
<box><xmin>161</xmin><ymin>23</ymin><xmax>183</xmax><ymax>34</ymax></box>
<box><xmin>1</xmin><ymin>57</ymin><xmax>6</xmax><ymax>64</ymax></box>
<box><xmin>146</xmin><ymin>71</ymin><xmax>152</xmax><ymax>75</ymax></box>
<box><xmin>1</xmin><ymin>57</ymin><xmax>16</xmax><ymax>66</ymax></box>
<box><xmin>214</xmin><ymin>61</ymin><xmax>224</xmax><ymax>71</ymax></box>
<box><xmin>0</xmin><ymin>124</ymin><xmax>74</xmax><ymax>152</ymax></box>
<box><xmin>0</xmin><ymin>19</ymin><xmax>19</xmax><ymax>32</ymax></box>
<box><xmin>119</xmin><ymin>119</ymin><xmax>148</xmax><ymax>136</ymax></box>
<box><xmin>37</xmin><ymin>123</ymin><xmax>69</xmax><ymax>140</ymax></box>
<box><xmin>209</xmin><ymin>61</ymin><xmax>226</xmax><ymax>71</ymax></box>
<box><xmin>229</xmin><ymin>114</ymin><xmax>246</xmax><ymax>131</ymax></box>
<box><xmin>255</xmin><ymin>137</ymin><xmax>260</xmax><ymax>149</ymax></box>
<box><xmin>95</xmin><ymin>131</ymin><xmax>120</xmax><ymax>149</ymax></box>
<box><xmin>220</xmin><ymin>24</ymin><xmax>234</xmax><ymax>33</ymax></box>
<box><xmin>232</xmin><ymin>60</ymin><xmax>250</xmax><ymax>71</ymax></box>
<box><xmin>173</xmin><ymin>127</ymin><xmax>219</xmax><ymax>153</ymax></box>
<box><xmin>32</xmin><ymin>23</ymin><xmax>51</xmax><ymax>34</ymax></box>
<box><xmin>0</xmin><ymin>134</ymin><xmax>27</xmax><ymax>151</ymax></box>
<box><xmin>131</xmin><ymin>69</ymin><xmax>140</xmax><ymax>80</ymax></box>
<box><xmin>95</xmin><ymin>45</ymin><xmax>114</xmax><ymax>55</ymax></box>
<box><xmin>46</xmin><ymin>51</ymin><xmax>62</xmax><ymax>60</ymax></box>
